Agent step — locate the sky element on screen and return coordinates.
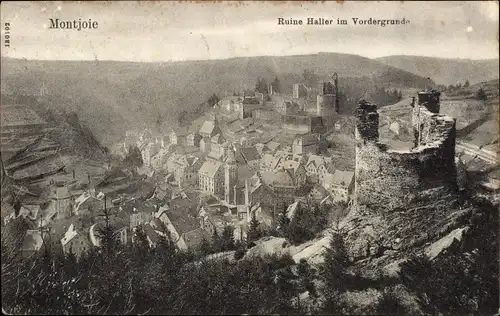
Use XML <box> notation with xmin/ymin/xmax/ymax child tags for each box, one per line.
<box><xmin>1</xmin><ymin>1</ymin><xmax>498</xmax><ymax>62</ymax></box>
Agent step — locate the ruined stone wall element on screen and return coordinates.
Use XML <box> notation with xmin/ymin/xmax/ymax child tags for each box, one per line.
<box><xmin>355</xmin><ymin>96</ymin><xmax>457</xmax><ymax>213</ymax></box>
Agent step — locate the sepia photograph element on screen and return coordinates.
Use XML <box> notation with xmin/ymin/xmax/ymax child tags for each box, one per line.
<box><xmin>1</xmin><ymin>1</ymin><xmax>499</xmax><ymax>315</ymax></box>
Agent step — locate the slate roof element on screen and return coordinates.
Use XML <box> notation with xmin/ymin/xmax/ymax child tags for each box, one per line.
<box><xmin>307</xmin><ymin>154</ymin><xmax>331</xmax><ymax>167</ymax></box>
<box><xmin>199</xmin><ymin>160</ymin><xmax>223</xmax><ymax>178</ymax></box>
<box><xmin>266</xmin><ymin>141</ymin><xmax>281</xmax><ymax>152</ymax></box>
<box><xmin>172</xmin><ymin>127</ymin><xmax>190</xmax><ymax>136</ymax></box>
<box><xmin>330</xmin><ymin>170</ymin><xmax>355</xmax><ymax>187</ymax></box>
<box><xmin>260</xmin><ymin>170</ymin><xmax>293</xmax><ymax>187</ymax></box>
<box><xmin>166</xmin><ymin>208</ymin><xmax>200</xmax><ymax>235</ymax></box>
<box><xmin>238</xmin><ymin>147</ymin><xmax>261</xmax><ymax>163</ymax></box>
<box><xmin>22</xmin><ymin>230</ymin><xmax>46</xmax><ymax>252</ymax></box>
<box><xmin>311</xmin><ymin>184</ymin><xmax>329</xmax><ymax>197</ymax></box>
<box><xmin>199</xmin><ymin>120</ymin><xmax>217</xmax><ymax>136</ymax></box>
<box><xmin>211</xmin><ymin>133</ymin><xmax>226</xmax><ymax>144</ymax></box>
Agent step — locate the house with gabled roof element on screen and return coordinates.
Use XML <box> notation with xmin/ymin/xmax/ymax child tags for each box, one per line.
<box><xmin>305</xmin><ymin>154</ymin><xmax>333</xmax><ymax>183</ymax></box>
<box><xmin>284</xmin><ymin>200</ymin><xmax>307</xmax><ymax>226</ymax></box>
<box><xmin>169</xmin><ymin>127</ymin><xmax>190</xmax><ymax>146</ymax></box>
<box><xmin>236</xmin><ymin>147</ymin><xmax>261</xmax><ymax>170</ymax></box>
<box><xmin>153</xmin><ymin>199</ymin><xmax>208</xmax><ymax>250</ymax></box>
<box><xmin>282</xmin><ymin>160</ymin><xmax>307</xmax><ymax>187</ymax></box>
<box><xmin>198</xmin><ymin>160</ymin><xmax>224</xmax><ymax>197</ymax></box>
<box><xmin>324</xmin><ymin>169</ymin><xmax>355</xmax><ymax>202</ymax></box>
<box><xmin>292</xmin><ymin>134</ymin><xmax>321</xmax><ymax>155</ymax></box>
<box><xmin>187</xmin><ymin>132</ymin><xmax>202</xmax><ymax>148</ymax></box>
<box><xmin>21</xmin><ymin>230</ymin><xmax>48</xmax><ymax>258</ymax></box>
<box><xmin>61</xmin><ymin>223</ymin><xmax>91</xmax><ymax>259</ymax></box>
<box><xmin>308</xmin><ymin>183</ymin><xmax>330</xmax><ymax>204</ymax></box>
<box><xmin>260</xmin><ymin>170</ymin><xmax>296</xmax><ymax>209</ymax></box>
<box><xmin>199</xmin><ymin>116</ymin><xmax>221</xmax><ymax>139</ymax></box>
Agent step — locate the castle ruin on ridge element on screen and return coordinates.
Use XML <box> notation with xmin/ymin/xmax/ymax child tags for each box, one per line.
<box><xmin>354</xmin><ymin>90</ymin><xmax>457</xmax><ymax>212</ymax></box>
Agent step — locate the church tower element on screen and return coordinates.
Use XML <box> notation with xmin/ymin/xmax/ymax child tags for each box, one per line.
<box><xmin>224</xmin><ymin>147</ymin><xmax>238</xmax><ymax>205</ymax></box>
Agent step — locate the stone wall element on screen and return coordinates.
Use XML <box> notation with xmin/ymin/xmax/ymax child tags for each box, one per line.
<box><xmin>355</xmin><ymin>93</ymin><xmax>457</xmax><ymax>212</ymax></box>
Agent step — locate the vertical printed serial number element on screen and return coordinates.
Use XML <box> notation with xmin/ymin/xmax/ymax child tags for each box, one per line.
<box><xmin>4</xmin><ymin>22</ymin><xmax>10</xmax><ymax>47</ymax></box>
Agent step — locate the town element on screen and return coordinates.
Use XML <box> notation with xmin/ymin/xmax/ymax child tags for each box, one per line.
<box><xmin>1</xmin><ymin>61</ymin><xmax>498</xmax><ymax>314</ymax></box>
<box><xmin>2</xmin><ymin>73</ymin><xmax>358</xmax><ymax>258</ymax></box>
<box><xmin>1</xmin><ymin>2</ymin><xmax>498</xmax><ymax>310</ymax></box>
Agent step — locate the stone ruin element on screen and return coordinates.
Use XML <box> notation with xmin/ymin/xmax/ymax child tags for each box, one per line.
<box><xmin>354</xmin><ymin>90</ymin><xmax>457</xmax><ymax>212</ymax></box>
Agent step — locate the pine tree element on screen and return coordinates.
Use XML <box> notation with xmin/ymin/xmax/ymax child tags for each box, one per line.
<box><xmin>124</xmin><ymin>145</ymin><xmax>143</xmax><ymax>168</ymax></box>
<box><xmin>297</xmin><ymin>258</ymin><xmax>317</xmax><ymax>298</ymax></box>
<box><xmin>475</xmin><ymin>88</ymin><xmax>487</xmax><ymax>101</ymax></box>
<box><xmin>272</xmin><ymin>76</ymin><xmax>281</xmax><ymax>94</ymax></box>
<box><xmin>376</xmin><ymin>288</ymin><xmax>408</xmax><ymax>315</ymax></box>
<box><xmin>212</xmin><ymin>229</ymin><xmax>221</xmax><ymax>253</ymax></box>
<box><xmin>207</xmin><ymin>93</ymin><xmax>220</xmax><ymax>107</ymax></box>
<box><xmin>221</xmin><ymin>225</ymin><xmax>235</xmax><ymax>251</ymax></box>
<box><xmin>255</xmin><ymin>77</ymin><xmax>268</xmax><ymax>94</ymax></box>
<box><xmin>198</xmin><ymin>236</ymin><xmax>212</xmax><ymax>256</ymax></box>
<box><xmin>321</xmin><ymin>229</ymin><xmax>350</xmax><ymax>293</ymax></box>
<box><xmin>133</xmin><ymin>224</ymin><xmax>150</xmax><ymax>258</ymax></box>
<box><xmin>247</xmin><ymin>213</ymin><xmax>261</xmax><ymax>244</ymax></box>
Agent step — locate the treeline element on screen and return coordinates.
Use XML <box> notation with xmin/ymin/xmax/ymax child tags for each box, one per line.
<box><xmin>1</xmin><ymin>218</ymin><xmax>318</xmax><ymax>315</ymax></box>
<box><xmin>438</xmin><ymin>80</ymin><xmax>488</xmax><ymax>101</ymax></box>
<box><xmin>369</xmin><ymin>86</ymin><xmax>403</xmax><ymax>106</ymax></box>
<box><xmin>255</xmin><ymin>76</ymin><xmax>282</xmax><ymax>94</ymax></box>
<box><xmin>2</xmin><ymin>198</ymin><xmax>497</xmax><ymax>315</ymax></box>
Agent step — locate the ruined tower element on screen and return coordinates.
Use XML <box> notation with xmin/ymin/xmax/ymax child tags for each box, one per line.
<box><xmin>317</xmin><ymin>73</ymin><xmax>339</xmax><ymax>117</ymax></box>
<box><xmin>224</xmin><ymin>148</ymin><xmax>238</xmax><ymax>205</ymax></box>
<box><xmin>354</xmin><ymin>91</ymin><xmax>457</xmax><ymax>213</ymax></box>
<box><xmin>355</xmin><ymin>100</ymin><xmax>379</xmax><ymax>142</ymax></box>
<box><xmin>417</xmin><ymin>89</ymin><xmax>441</xmax><ymax>113</ymax></box>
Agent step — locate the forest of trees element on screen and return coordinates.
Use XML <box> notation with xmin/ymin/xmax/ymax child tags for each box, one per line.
<box><xmin>1</xmin><ymin>195</ymin><xmax>498</xmax><ymax>315</ymax></box>
<box><xmin>255</xmin><ymin>76</ymin><xmax>281</xmax><ymax>94</ymax></box>
<box><xmin>177</xmin><ymin>93</ymin><xmax>220</xmax><ymax>126</ymax></box>
<box><xmin>369</xmin><ymin>86</ymin><xmax>403</xmax><ymax>107</ymax></box>
<box><xmin>440</xmin><ymin>79</ymin><xmax>488</xmax><ymax>101</ymax></box>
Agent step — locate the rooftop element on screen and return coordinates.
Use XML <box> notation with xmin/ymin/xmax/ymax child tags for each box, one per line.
<box><xmin>199</xmin><ymin>120</ymin><xmax>218</xmax><ymax>136</ymax></box>
<box><xmin>199</xmin><ymin>160</ymin><xmax>223</xmax><ymax>178</ymax></box>
<box><xmin>329</xmin><ymin>170</ymin><xmax>355</xmax><ymax>187</ymax></box>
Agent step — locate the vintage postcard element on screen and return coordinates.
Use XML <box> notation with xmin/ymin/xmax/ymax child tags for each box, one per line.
<box><xmin>1</xmin><ymin>1</ymin><xmax>498</xmax><ymax>315</ymax></box>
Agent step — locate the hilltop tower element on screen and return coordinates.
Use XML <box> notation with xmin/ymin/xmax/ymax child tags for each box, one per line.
<box><xmin>317</xmin><ymin>72</ymin><xmax>339</xmax><ymax>117</ymax></box>
<box><xmin>224</xmin><ymin>148</ymin><xmax>238</xmax><ymax>205</ymax></box>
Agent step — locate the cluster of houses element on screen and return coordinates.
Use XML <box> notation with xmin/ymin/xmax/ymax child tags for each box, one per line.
<box><xmin>113</xmin><ymin>114</ymin><xmax>354</xmax><ymax>246</ymax></box>
<box><xmin>5</xmin><ymin>78</ymin><xmax>355</xmax><ymax>260</ymax></box>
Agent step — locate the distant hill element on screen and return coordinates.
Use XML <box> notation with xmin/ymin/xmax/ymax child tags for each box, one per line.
<box><xmin>1</xmin><ymin>53</ymin><xmax>434</xmax><ymax>145</ymax></box>
<box><xmin>376</xmin><ymin>55</ymin><xmax>499</xmax><ymax>86</ymax></box>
